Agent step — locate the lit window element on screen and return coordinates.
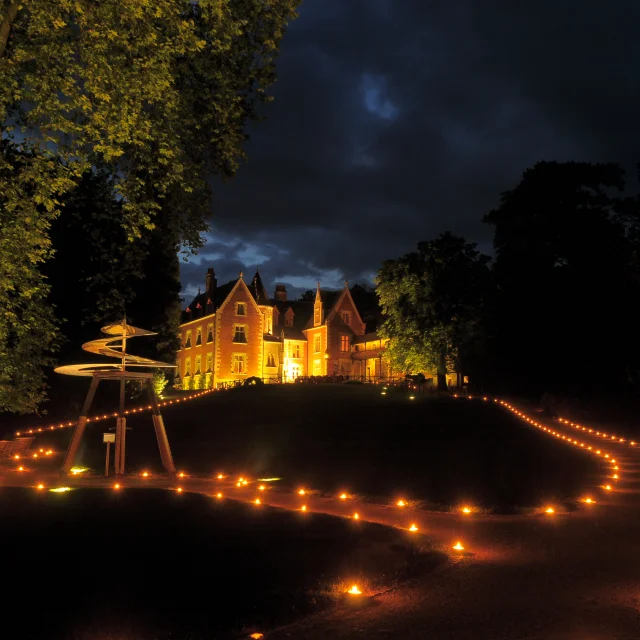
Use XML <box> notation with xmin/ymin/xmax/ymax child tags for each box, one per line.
<box><xmin>314</xmin><ymin>307</ymin><xmax>320</xmax><ymax>325</ymax></box>
<box><xmin>314</xmin><ymin>335</ymin><xmax>321</xmax><ymax>353</ymax></box>
<box><xmin>185</xmin><ymin>358</ymin><xmax>191</xmax><ymax>377</ymax></box>
<box><xmin>233</xmin><ymin>354</ymin><xmax>246</xmax><ymax>374</ymax></box>
<box><xmin>293</xmin><ymin>344</ymin><xmax>301</xmax><ymax>358</ymax></box>
<box><xmin>196</xmin><ymin>328</ymin><xmax>202</xmax><ymax>346</ymax></box>
<box><xmin>195</xmin><ymin>355</ymin><xmax>202</xmax><ymax>375</ymax></box>
<box><xmin>206</xmin><ymin>324</ymin><xmax>213</xmax><ymax>343</ymax></box>
<box><xmin>267</xmin><ymin>353</ymin><xmax>276</xmax><ymax>367</ymax></box>
<box><xmin>233</xmin><ymin>325</ymin><xmax>247</xmax><ymax>343</ymax></box>
<box><xmin>340</xmin><ymin>335</ymin><xmax>350</xmax><ymax>352</ymax></box>
<box><xmin>185</xmin><ymin>331</ymin><xmax>192</xmax><ymax>349</ymax></box>
<box><xmin>206</xmin><ymin>353</ymin><xmax>213</xmax><ymax>373</ymax></box>
<box><xmin>341</xmin><ymin>311</ymin><xmax>350</xmax><ymax>325</ymax></box>
<box><xmin>237</xmin><ymin>302</ymin><xmax>246</xmax><ymax>316</ymax></box>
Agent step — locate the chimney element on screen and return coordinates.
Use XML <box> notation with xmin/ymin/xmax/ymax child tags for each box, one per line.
<box><xmin>274</xmin><ymin>284</ymin><xmax>287</xmax><ymax>301</ymax></box>
<box><xmin>205</xmin><ymin>268</ymin><xmax>216</xmax><ymax>297</ymax></box>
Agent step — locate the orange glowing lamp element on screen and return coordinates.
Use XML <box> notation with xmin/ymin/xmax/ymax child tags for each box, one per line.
<box><xmin>254</xmin><ymin>498</ymin><xmax>261</xmax><ymax>505</ymax></box>
<box><xmin>37</xmin><ymin>483</ymin><xmax>45</xmax><ymax>490</ymax></box>
<box><xmin>545</xmin><ymin>507</ymin><xmax>555</xmax><ymax>514</ymax></box>
<box><xmin>461</xmin><ymin>507</ymin><xmax>471</xmax><ymax>514</ymax></box>
<box><xmin>258</xmin><ymin>485</ymin><xmax>265</xmax><ymax>491</ymax></box>
<box><xmin>339</xmin><ymin>493</ymin><xmax>347</xmax><ymax>500</ymax></box>
<box><xmin>353</xmin><ymin>512</ymin><xmax>359</xmax><ymax>520</ymax></box>
<box><xmin>114</xmin><ymin>483</ymin><xmax>120</xmax><ymax>490</ymax></box>
<box><xmin>301</xmin><ymin>505</ymin><xmax>307</xmax><ymax>512</ymax></box>
<box><xmin>17</xmin><ymin>466</ymin><xmax>24</xmax><ymax>472</ymax></box>
<box><xmin>250</xmin><ymin>634</ymin><xmax>264</xmax><ymax>639</ymax></box>
<box><xmin>583</xmin><ymin>497</ymin><xmax>595</xmax><ymax>504</ymax></box>
<box><xmin>216</xmin><ymin>492</ymin><xmax>223</xmax><ymax>499</ymax></box>
<box><xmin>612</xmin><ymin>474</ymin><xmax>619</xmax><ymax>479</ymax></box>
<box><xmin>298</xmin><ymin>489</ymin><xmax>306</xmax><ymax>495</ymax></box>
<box><xmin>217</xmin><ymin>473</ymin><xmax>224</xmax><ymax>480</ymax></box>
<box><xmin>453</xmin><ymin>541</ymin><xmax>465</xmax><ymax>551</ymax></box>
<box><xmin>142</xmin><ymin>471</ymin><xmax>149</xmax><ymax>478</ymax></box>
<box><xmin>603</xmin><ymin>485</ymin><xmax>612</xmax><ymax>491</ymax></box>
<box><xmin>347</xmin><ymin>585</ymin><xmax>362</xmax><ymax>595</ymax></box>
<box><xmin>409</xmin><ymin>523</ymin><xmax>418</xmax><ymax>532</ymax></box>
<box><xmin>397</xmin><ymin>499</ymin><xmax>406</xmax><ymax>507</ymax></box>
<box><xmin>242</xmin><ymin>480</ymin><xmax>248</xmax><ymax>486</ymax></box>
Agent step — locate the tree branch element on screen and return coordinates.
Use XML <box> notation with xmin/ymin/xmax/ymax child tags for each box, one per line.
<box><xmin>0</xmin><ymin>3</ymin><xmax>20</xmax><ymax>58</ymax></box>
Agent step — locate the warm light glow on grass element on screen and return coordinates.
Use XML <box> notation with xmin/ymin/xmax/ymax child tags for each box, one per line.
<box><xmin>603</xmin><ymin>485</ymin><xmax>612</xmax><ymax>491</ymax></box>
<box><xmin>114</xmin><ymin>483</ymin><xmax>121</xmax><ymax>490</ymax></box>
<box><xmin>177</xmin><ymin>487</ymin><xmax>183</xmax><ymax>493</ymax></box>
<box><xmin>545</xmin><ymin>507</ymin><xmax>555</xmax><ymax>514</ymax></box>
<box><xmin>461</xmin><ymin>507</ymin><xmax>471</xmax><ymax>514</ymax></box>
<box><xmin>347</xmin><ymin>585</ymin><xmax>362</xmax><ymax>595</ymax></box>
<box><xmin>14</xmin><ymin>454</ymin><xmax>20</xmax><ymax>460</ymax></box>
<box><xmin>353</xmin><ymin>512</ymin><xmax>359</xmax><ymax>520</ymax></box>
<box><xmin>142</xmin><ymin>471</ymin><xmax>149</xmax><ymax>478</ymax></box>
<box><xmin>396</xmin><ymin>499</ymin><xmax>406</xmax><ymax>507</ymax></box>
<box><xmin>409</xmin><ymin>523</ymin><xmax>418</xmax><ymax>531</ymax></box>
<box><xmin>613</xmin><ymin>474</ymin><xmax>619</xmax><ymax>479</ymax></box>
<box><xmin>258</xmin><ymin>485</ymin><xmax>265</xmax><ymax>491</ymax></box>
<box><xmin>217</xmin><ymin>473</ymin><xmax>225</xmax><ymax>480</ymax></box>
<box><xmin>37</xmin><ymin>483</ymin><xmax>44</xmax><ymax>490</ymax></box>
<box><xmin>583</xmin><ymin>497</ymin><xmax>595</xmax><ymax>504</ymax></box>
<box><xmin>70</xmin><ymin>466</ymin><xmax>89</xmax><ymax>475</ymax></box>
<box><xmin>49</xmin><ymin>487</ymin><xmax>72</xmax><ymax>493</ymax></box>
<box><xmin>17</xmin><ymin>466</ymin><xmax>24</xmax><ymax>472</ymax></box>
<box><xmin>250</xmin><ymin>634</ymin><xmax>264</xmax><ymax>639</ymax></box>
<box><xmin>453</xmin><ymin>541</ymin><xmax>465</xmax><ymax>551</ymax></box>
<box><xmin>298</xmin><ymin>489</ymin><xmax>306</xmax><ymax>495</ymax></box>
<box><xmin>301</xmin><ymin>505</ymin><xmax>307</xmax><ymax>512</ymax></box>
<box><xmin>242</xmin><ymin>480</ymin><xmax>248</xmax><ymax>486</ymax></box>
<box><xmin>178</xmin><ymin>472</ymin><xmax>185</xmax><ymax>478</ymax></box>
<box><xmin>254</xmin><ymin>498</ymin><xmax>261</xmax><ymax>505</ymax></box>
<box><xmin>339</xmin><ymin>493</ymin><xmax>347</xmax><ymax>500</ymax></box>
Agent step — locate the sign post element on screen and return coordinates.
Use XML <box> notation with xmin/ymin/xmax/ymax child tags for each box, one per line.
<box><xmin>103</xmin><ymin>432</ymin><xmax>116</xmax><ymax>476</ymax></box>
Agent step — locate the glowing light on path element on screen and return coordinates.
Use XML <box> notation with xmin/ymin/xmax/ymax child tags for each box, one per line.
<box><xmin>339</xmin><ymin>493</ymin><xmax>347</xmax><ymax>500</ymax></box>
<box><xmin>347</xmin><ymin>585</ymin><xmax>362</xmax><ymax>595</ymax></box>
<box><xmin>583</xmin><ymin>497</ymin><xmax>595</xmax><ymax>504</ymax></box>
<box><xmin>301</xmin><ymin>505</ymin><xmax>307</xmax><ymax>512</ymax></box>
<box><xmin>216</xmin><ymin>493</ymin><xmax>223</xmax><ymax>499</ymax></box>
<box><xmin>49</xmin><ymin>487</ymin><xmax>72</xmax><ymax>493</ymax></box>
<box><xmin>353</xmin><ymin>512</ymin><xmax>359</xmax><ymax>520</ymax></box>
<box><xmin>453</xmin><ymin>541</ymin><xmax>465</xmax><ymax>551</ymax></box>
<box><xmin>254</xmin><ymin>498</ymin><xmax>261</xmax><ymax>505</ymax></box>
<box><xmin>545</xmin><ymin>507</ymin><xmax>555</xmax><ymax>514</ymax></box>
<box><xmin>397</xmin><ymin>500</ymin><xmax>406</xmax><ymax>507</ymax></box>
<box><xmin>461</xmin><ymin>507</ymin><xmax>471</xmax><ymax>514</ymax></box>
<box><xmin>37</xmin><ymin>484</ymin><xmax>44</xmax><ymax>490</ymax></box>
<box><xmin>409</xmin><ymin>524</ymin><xmax>418</xmax><ymax>532</ymax></box>
<box><xmin>298</xmin><ymin>489</ymin><xmax>306</xmax><ymax>495</ymax></box>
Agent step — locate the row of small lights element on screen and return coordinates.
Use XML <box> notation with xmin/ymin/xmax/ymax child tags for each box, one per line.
<box><xmin>556</xmin><ymin>417</ymin><xmax>637</xmax><ymax>448</ymax></box>
<box><xmin>494</xmin><ymin>399</ymin><xmax>622</xmax><ymax>503</ymax></box>
<box><xmin>13</xmin><ymin>389</ymin><xmax>217</xmax><ymax>437</ymax></box>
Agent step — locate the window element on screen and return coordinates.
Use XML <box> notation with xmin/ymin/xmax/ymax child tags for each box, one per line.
<box><xmin>233</xmin><ymin>354</ymin><xmax>246</xmax><ymax>374</ymax></box>
<box><xmin>185</xmin><ymin>331</ymin><xmax>192</xmax><ymax>349</ymax></box>
<box><xmin>185</xmin><ymin>358</ymin><xmax>191</xmax><ymax>377</ymax></box>
<box><xmin>206</xmin><ymin>323</ymin><xmax>213</xmax><ymax>343</ymax></box>
<box><xmin>293</xmin><ymin>344</ymin><xmax>301</xmax><ymax>358</ymax></box>
<box><xmin>266</xmin><ymin>353</ymin><xmax>276</xmax><ymax>367</ymax></box>
<box><xmin>314</xmin><ymin>334</ymin><xmax>321</xmax><ymax>353</ymax></box>
<box><xmin>196</xmin><ymin>328</ymin><xmax>202</xmax><ymax>346</ymax></box>
<box><xmin>314</xmin><ymin>307</ymin><xmax>320</xmax><ymax>325</ymax></box>
<box><xmin>206</xmin><ymin>352</ymin><xmax>213</xmax><ymax>373</ymax></box>
<box><xmin>340</xmin><ymin>335</ymin><xmax>350</xmax><ymax>352</ymax></box>
<box><xmin>313</xmin><ymin>359</ymin><xmax>321</xmax><ymax>375</ymax></box>
<box><xmin>233</xmin><ymin>325</ymin><xmax>247</xmax><ymax>343</ymax></box>
<box><xmin>195</xmin><ymin>355</ymin><xmax>202</xmax><ymax>375</ymax></box>
<box><xmin>236</xmin><ymin>302</ymin><xmax>246</xmax><ymax>316</ymax></box>
<box><xmin>341</xmin><ymin>311</ymin><xmax>351</xmax><ymax>325</ymax></box>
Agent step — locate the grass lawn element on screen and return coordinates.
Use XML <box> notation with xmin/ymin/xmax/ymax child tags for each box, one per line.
<box><xmin>0</xmin><ymin>487</ymin><xmax>441</xmax><ymax>640</ymax></box>
<box><xmin>24</xmin><ymin>385</ymin><xmax>600</xmax><ymax>513</ymax></box>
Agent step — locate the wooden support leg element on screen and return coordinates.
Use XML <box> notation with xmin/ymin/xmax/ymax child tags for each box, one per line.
<box><xmin>61</xmin><ymin>375</ymin><xmax>100</xmax><ymax>475</ymax></box>
<box><xmin>115</xmin><ymin>378</ymin><xmax>126</xmax><ymax>476</ymax></box>
<box><xmin>148</xmin><ymin>380</ymin><xmax>176</xmax><ymax>477</ymax></box>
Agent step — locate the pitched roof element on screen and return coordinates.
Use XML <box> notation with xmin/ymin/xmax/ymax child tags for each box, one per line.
<box><xmin>273</xmin><ymin>299</ymin><xmax>314</xmax><ymax>335</ymax></box>
<box><xmin>249</xmin><ymin>270</ymin><xmax>270</xmax><ymax>306</ymax></box>
<box><xmin>181</xmin><ymin>279</ymin><xmax>236</xmax><ymax>323</ymax></box>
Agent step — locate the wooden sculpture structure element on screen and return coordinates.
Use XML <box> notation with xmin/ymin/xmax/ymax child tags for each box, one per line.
<box><xmin>55</xmin><ymin>318</ymin><xmax>177</xmax><ymax>478</ymax></box>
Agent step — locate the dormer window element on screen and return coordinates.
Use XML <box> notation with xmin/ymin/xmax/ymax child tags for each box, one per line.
<box><xmin>236</xmin><ymin>302</ymin><xmax>246</xmax><ymax>316</ymax></box>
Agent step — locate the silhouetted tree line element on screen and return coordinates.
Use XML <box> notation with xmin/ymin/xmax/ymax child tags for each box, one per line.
<box><xmin>377</xmin><ymin>161</ymin><xmax>640</xmax><ymax>398</ymax></box>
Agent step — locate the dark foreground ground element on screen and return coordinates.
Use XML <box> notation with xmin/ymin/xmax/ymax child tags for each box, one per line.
<box><xmin>0</xmin><ymin>487</ymin><xmax>441</xmax><ymax>640</ymax></box>
<box><xmin>15</xmin><ymin>385</ymin><xmax>600</xmax><ymax>512</ymax></box>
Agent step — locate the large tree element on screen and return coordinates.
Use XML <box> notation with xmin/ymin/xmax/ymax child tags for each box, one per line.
<box><xmin>484</xmin><ymin>161</ymin><xmax>640</xmax><ymax>394</ymax></box>
<box><xmin>376</xmin><ymin>232</ymin><xmax>493</xmax><ymax>390</ymax></box>
<box><xmin>0</xmin><ymin>0</ymin><xmax>299</xmax><ymax>412</ymax></box>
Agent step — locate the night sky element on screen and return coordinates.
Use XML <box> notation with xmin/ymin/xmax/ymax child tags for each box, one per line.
<box><xmin>180</xmin><ymin>1</ymin><xmax>640</xmax><ymax>301</ymax></box>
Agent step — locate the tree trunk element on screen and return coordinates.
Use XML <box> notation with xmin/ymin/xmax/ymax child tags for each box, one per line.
<box><xmin>437</xmin><ymin>349</ymin><xmax>447</xmax><ymax>391</ymax></box>
<box><xmin>0</xmin><ymin>4</ymin><xmax>20</xmax><ymax>58</ymax></box>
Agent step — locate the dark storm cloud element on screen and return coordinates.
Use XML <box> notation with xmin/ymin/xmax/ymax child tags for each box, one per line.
<box><xmin>181</xmin><ymin>0</ymin><xmax>640</xmax><ymax>300</ymax></box>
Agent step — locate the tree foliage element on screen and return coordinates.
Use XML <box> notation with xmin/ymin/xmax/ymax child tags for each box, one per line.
<box><xmin>0</xmin><ymin>0</ymin><xmax>299</xmax><ymax>412</ymax></box>
<box><xmin>376</xmin><ymin>232</ymin><xmax>493</xmax><ymax>390</ymax></box>
<box><xmin>484</xmin><ymin>161</ymin><xmax>640</xmax><ymax>394</ymax></box>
